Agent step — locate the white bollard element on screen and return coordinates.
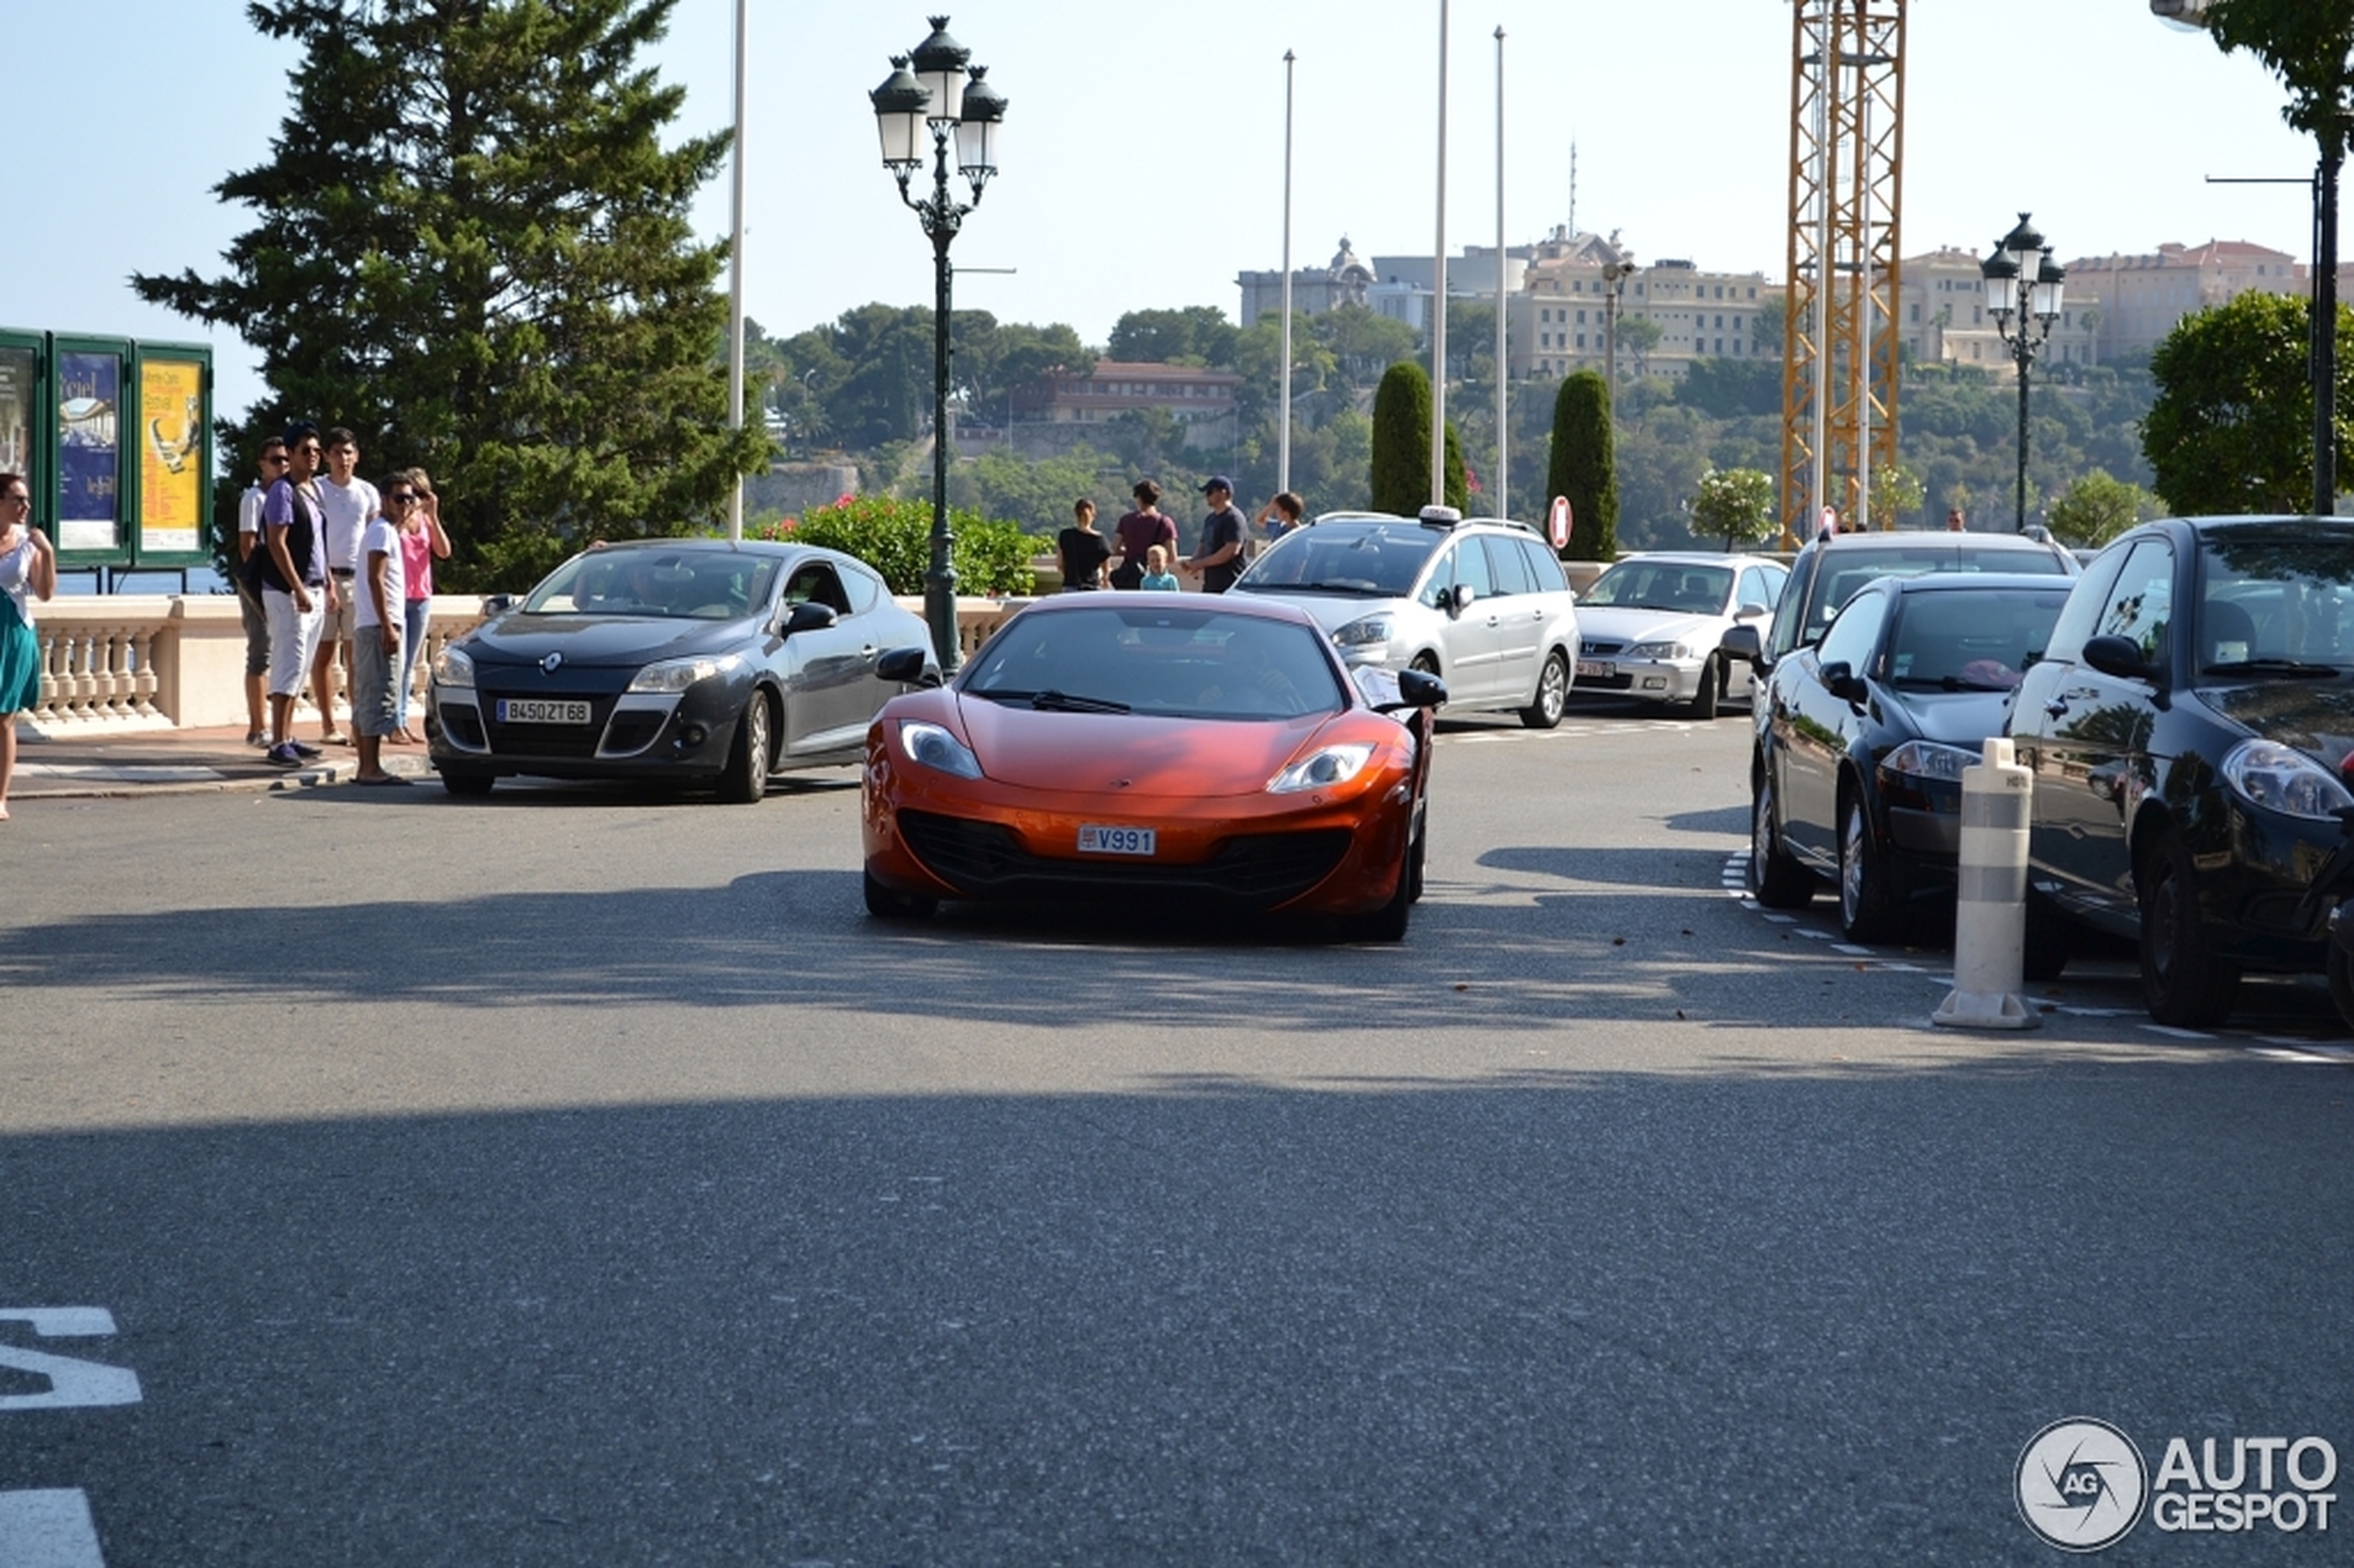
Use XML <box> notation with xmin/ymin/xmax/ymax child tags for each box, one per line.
<box><xmin>1932</xmin><ymin>736</ymin><xmax>2041</xmax><ymax>1031</ymax></box>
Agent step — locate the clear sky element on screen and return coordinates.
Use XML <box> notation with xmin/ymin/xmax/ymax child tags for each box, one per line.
<box><xmin>4</xmin><ymin>0</ymin><xmax>2323</xmax><ymax>429</ymax></box>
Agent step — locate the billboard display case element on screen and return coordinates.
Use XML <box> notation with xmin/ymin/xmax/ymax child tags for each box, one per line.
<box><xmin>50</xmin><ymin>334</ymin><xmax>131</xmax><ymax>567</ymax></box>
<box><xmin>132</xmin><ymin>341</ymin><xmax>212</xmax><ymax>566</ymax></box>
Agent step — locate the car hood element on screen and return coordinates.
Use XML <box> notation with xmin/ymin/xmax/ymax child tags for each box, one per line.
<box><xmin>1882</xmin><ymin>687</ymin><xmax>2014</xmax><ymax>747</ymax></box>
<box><xmin>2199</xmin><ymin>680</ymin><xmax>2354</xmax><ymax>768</ymax></box>
<box><xmin>1576</xmin><ymin>605</ymin><xmax>1724</xmax><ymax>644</ymax></box>
<box><xmin>952</xmin><ymin>695</ymin><xmax>1336</xmax><ymax>796</ymax></box>
<box><xmin>1233</xmin><ymin>588</ymin><xmax>1410</xmax><ymax>635</ymax></box>
<box><xmin>463</xmin><ymin>612</ymin><xmax>758</xmax><ymax>669</ymax></box>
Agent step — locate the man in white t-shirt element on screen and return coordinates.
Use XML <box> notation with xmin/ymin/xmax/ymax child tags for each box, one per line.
<box><xmin>310</xmin><ymin>427</ymin><xmax>382</xmax><ymax>745</ymax></box>
<box><xmin>234</xmin><ymin>436</ymin><xmax>287</xmax><ymax>745</ymax></box>
<box><xmin>348</xmin><ymin>478</ymin><xmax>412</xmax><ymax>786</ymax></box>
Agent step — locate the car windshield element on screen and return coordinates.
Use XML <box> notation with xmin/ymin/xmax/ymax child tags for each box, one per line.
<box><xmin>961</xmin><ymin>605</ymin><xmax>1348</xmax><ymax>721</ymax></box>
<box><xmin>1805</xmin><ymin>545</ymin><xmax>2068</xmax><ymax>642</ymax></box>
<box><xmin>1235</xmin><ymin>523</ymin><xmax>1442</xmax><ymax>598</ymax></box>
<box><xmin>522</xmin><ymin>551</ymin><xmax>779</xmax><ymax>620</ymax></box>
<box><xmin>1583</xmin><ymin>562</ymin><xmax>1733</xmax><ymax>614</ymax></box>
<box><xmin>2199</xmin><ymin>529</ymin><xmax>2354</xmax><ymax>673</ymax></box>
<box><xmin>1884</xmin><ymin>588</ymin><xmax>2072</xmax><ymax>691</ymax></box>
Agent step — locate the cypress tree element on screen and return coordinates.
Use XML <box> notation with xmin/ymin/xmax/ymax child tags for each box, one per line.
<box><xmin>1370</xmin><ymin>360</ymin><xmax>1433</xmax><ymax>515</ymax></box>
<box><xmin>1546</xmin><ymin>370</ymin><xmax>1618</xmax><ymax>560</ymax></box>
<box><xmin>134</xmin><ymin>0</ymin><xmax>768</xmax><ymax>590</ymax></box>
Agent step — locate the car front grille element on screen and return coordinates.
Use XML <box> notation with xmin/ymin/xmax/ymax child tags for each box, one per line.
<box><xmin>896</xmin><ymin>810</ymin><xmax>1353</xmax><ymax>908</ymax></box>
<box><xmin>477</xmin><ymin>688</ymin><xmax>624</xmax><ymax>759</ymax></box>
<box><xmin>1580</xmin><ymin>639</ymin><xmax>1626</xmax><ymax>657</ymax></box>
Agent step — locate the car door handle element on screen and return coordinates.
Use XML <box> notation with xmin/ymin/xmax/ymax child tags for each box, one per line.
<box><xmin>2044</xmin><ymin>699</ymin><xmax>2069</xmax><ymax>717</ymax></box>
<box><xmin>860</xmin><ymin>644</ymin><xmax>877</xmax><ymax>659</ymax></box>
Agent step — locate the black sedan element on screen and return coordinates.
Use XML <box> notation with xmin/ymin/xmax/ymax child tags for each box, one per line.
<box><xmin>427</xmin><ymin>539</ymin><xmax>937</xmax><ymax>801</ymax></box>
<box><xmin>2006</xmin><ymin>515</ymin><xmax>2354</xmax><ymax>1026</ymax></box>
<box><xmin>1750</xmin><ymin>573</ymin><xmax>2073</xmax><ymax>942</ymax></box>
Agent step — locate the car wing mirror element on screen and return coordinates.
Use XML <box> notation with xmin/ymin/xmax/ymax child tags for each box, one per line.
<box><xmin>782</xmin><ymin>601</ymin><xmax>838</xmax><ymax>636</ymax></box>
<box><xmin>483</xmin><ymin>592</ymin><xmax>515</xmax><ymax>614</ymax></box>
<box><xmin>1718</xmin><ymin>624</ymin><xmax>1764</xmax><ymax>665</ymax></box>
<box><xmin>1821</xmin><ymin>659</ymin><xmax>1868</xmax><ymax>704</ymax></box>
<box><xmin>1379</xmin><ymin>666</ymin><xmax>1449</xmax><ymax>712</ymax></box>
<box><xmin>1735</xmin><ymin>601</ymin><xmax>1770</xmax><ymax>621</ymax></box>
<box><xmin>1452</xmin><ymin>583</ymin><xmax>1476</xmax><ymax>615</ymax></box>
<box><xmin>2082</xmin><ymin>634</ymin><xmax>2158</xmax><ymax>685</ymax></box>
<box><xmin>877</xmin><ymin>646</ymin><xmax>939</xmax><ymax>687</ymax></box>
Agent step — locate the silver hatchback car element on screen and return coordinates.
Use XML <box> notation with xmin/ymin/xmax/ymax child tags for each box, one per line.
<box><xmin>1233</xmin><ymin>507</ymin><xmax>1583</xmax><ymax>727</ymax></box>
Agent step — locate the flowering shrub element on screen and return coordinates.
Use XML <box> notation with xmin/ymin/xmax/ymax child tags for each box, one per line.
<box><xmin>752</xmin><ymin>494</ymin><xmax>1046</xmax><ymax>596</ymax></box>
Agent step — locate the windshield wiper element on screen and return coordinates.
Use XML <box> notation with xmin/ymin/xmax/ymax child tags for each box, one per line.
<box><xmin>1030</xmin><ymin>689</ymin><xmax>1133</xmax><ymax>714</ymax></box>
<box><xmin>2204</xmin><ymin>658</ymin><xmax>2343</xmax><ymax>678</ymax></box>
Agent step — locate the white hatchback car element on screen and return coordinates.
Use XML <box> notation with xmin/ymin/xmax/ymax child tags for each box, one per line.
<box><xmin>1233</xmin><ymin>507</ymin><xmax>1583</xmax><ymax>727</ymax></box>
<box><xmin>1572</xmin><ymin>551</ymin><xmax>1788</xmax><ymax>718</ymax></box>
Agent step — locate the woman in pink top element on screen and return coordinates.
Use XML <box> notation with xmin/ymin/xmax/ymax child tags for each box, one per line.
<box><xmin>393</xmin><ymin>467</ymin><xmax>451</xmax><ymax>743</ymax></box>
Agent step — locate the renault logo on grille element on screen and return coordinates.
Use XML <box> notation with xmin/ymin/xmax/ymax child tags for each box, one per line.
<box><xmin>540</xmin><ymin>651</ymin><xmax>563</xmax><ymax>674</ymax></box>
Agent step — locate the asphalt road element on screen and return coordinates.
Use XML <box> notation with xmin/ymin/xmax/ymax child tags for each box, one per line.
<box><xmin>1</xmin><ymin>701</ymin><xmax>2348</xmax><ymax>1565</ymax></box>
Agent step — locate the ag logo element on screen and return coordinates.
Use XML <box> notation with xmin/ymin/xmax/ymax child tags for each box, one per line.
<box><xmin>2018</xmin><ymin>1418</ymin><xmax>2147</xmax><ymax>1552</ymax></box>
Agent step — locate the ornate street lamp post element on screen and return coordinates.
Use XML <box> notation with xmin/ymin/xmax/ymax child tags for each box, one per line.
<box><xmin>1601</xmin><ymin>250</ymin><xmax>1639</xmax><ymax>401</ymax></box>
<box><xmin>1981</xmin><ymin>213</ymin><xmax>2065</xmax><ymax>533</ymax></box>
<box><xmin>871</xmin><ymin>18</ymin><xmax>1006</xmax><ymax>672</ymax></box>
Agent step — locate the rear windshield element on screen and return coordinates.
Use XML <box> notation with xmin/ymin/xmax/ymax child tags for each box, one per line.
<box><xmin>1803</xmin><ymin>546</ymin><xmax>2066</xmax><ymax>643</ymax></box>
<box><xmin>1885</xmin><ymin>588</ymin><xmax>2073</xmax><ymax>691</ymax></box>
<box><xmin>1236</xmin><ymin>523</ymin><xmax>1442</xmax><ymax>598</ymax></box>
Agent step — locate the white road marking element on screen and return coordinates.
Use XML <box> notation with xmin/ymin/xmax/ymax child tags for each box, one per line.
<box><xmin>1831</xmin><ymin>943</ymin><xmax>1873</xmax><ymax>956</ymax></box>
<box><xmin>1761</xmin><ymin>913</ymin><xmax>1796</xmax><ymax>925</ymax></box>
<box><xmin>0</xmin><ymin>1309</ymin><xmax>141</xmax><ymax>1411</ymax></box>
<box><xmin>1795</xmin><ymin>929</ymin><xmax>1834</xmax><ymax>941</ymax></box>
<box><xmin>15</xmin><ymin>763</ymin><xmax>226</xmax><ymax>784</ymax></box>
<box><xmin>2139</xmin><ymin>1024</ymin><xmax>2217</xmax><ymax>1042</ymax></box>
<box><xmin>0</xmin><ymin>1490</ymin><xmax>106</xmax><ymax>1567</ymax></box>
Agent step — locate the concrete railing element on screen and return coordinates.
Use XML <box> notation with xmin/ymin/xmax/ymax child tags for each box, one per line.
<box><xmin>19</xmin><ymin>594</ymin><xmax>1030</xmax><ymax>737</ymax></box>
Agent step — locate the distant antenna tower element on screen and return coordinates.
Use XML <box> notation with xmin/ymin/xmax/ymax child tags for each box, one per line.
<box><xmin>1567</xmin><ymin>141</ymin><xmax>1578</xmax><ymax>234</ymax></box>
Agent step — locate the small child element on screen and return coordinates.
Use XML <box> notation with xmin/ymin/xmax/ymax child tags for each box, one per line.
<box><xmin>1139</xmin><ymin>544</ymin><xmax>1180</xmax><ymax>592</ymax></box>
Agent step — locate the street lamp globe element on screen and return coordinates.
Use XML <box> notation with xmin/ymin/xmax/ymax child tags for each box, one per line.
<box><xmin>2000</xmin><ymin>212</ymin><xmax>2046</xmax><ymax>273</ymax></box>
<box><xmin>869</xmin><ymin>57</ymin><xmax>930</xmax><ymax>171</ymax></box>
<box><xmin>910</xmin><ymin>16</ymin><xmax>970</xmax><ymax>123</ymax></box>
<box><xmin>2033</xmin><ymin>254</ymin><xmax>2067</xmax><ymax>322</ymax></box>
<box><xmin>1980</xmin><ymin>249</ymin><xmax>2019</xmax><ymax>322</ymax></box>
<box><xmin>956</xmin><ymin>66</ymin><xmax>1006</xmax><ymax>182</ymax></box>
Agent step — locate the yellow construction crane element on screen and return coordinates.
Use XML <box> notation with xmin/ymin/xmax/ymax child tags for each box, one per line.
<box><xmin>1781</xmin><ymin>0</ymin><xmax>1906</xmax><ymax>544</ymax></box>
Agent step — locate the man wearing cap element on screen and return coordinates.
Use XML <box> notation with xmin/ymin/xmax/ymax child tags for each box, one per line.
<box><xmin>1183</xmin><ymin>475</ymin><xmax>1249</xmax><ymax>594</ymax></box>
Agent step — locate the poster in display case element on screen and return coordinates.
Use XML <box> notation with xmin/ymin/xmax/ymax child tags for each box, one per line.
<box><xmin>52</xmin><ymin>335</ymin><xmax>130</xmax><ymax>563</ymax></box>
<box><xmin>133</xmin><ymin>344</ymin><xmax>210</xmax><ymax>563</ymax></box>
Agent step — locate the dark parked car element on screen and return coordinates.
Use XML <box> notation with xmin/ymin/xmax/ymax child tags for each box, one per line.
<box><xmin>428</xmin><ymin>539</ymin><xmax>937</xmax><ymax>801</ymax></box>
<box><xmin>1749</xmin><ymin>573</ymin><xmax>2074</xmax><ymax>942</ymax></box>
<box><xmin>2006</xmin><ymin>515</ymin><xmax>2354</xmax><ymax>1025</ymax></box>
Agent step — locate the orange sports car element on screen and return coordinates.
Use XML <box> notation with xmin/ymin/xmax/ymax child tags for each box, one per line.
<box><xmin>862</xmin><ymin>595</ymin><xmax>1446</xmax><ymax>940</ymax></box>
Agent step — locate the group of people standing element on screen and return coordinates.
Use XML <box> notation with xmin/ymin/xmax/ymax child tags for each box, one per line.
<box><xmin>1055</xmin><ymin>476</ymin><xmax>1305</xmax><ymax>595</ymax></box>
<box><xmin>233</xmin><ymin>424</ymin><xmax>450</xmax><ymax>785</ymax></box>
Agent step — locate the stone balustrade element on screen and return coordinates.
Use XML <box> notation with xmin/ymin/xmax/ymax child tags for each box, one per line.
<box><xmin>16</xmin><ymin>594</ymin><xmax>1027</xmax><ymax>738</ymax></box>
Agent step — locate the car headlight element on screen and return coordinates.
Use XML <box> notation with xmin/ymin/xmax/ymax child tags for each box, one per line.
<box><xmin>1626</xmin><ymin>639</ymin><xmax>1699</xmax><ymax>661</ymax></box>
<box><xmin>1331</xmin><ymin>613</ymin><xmax>1395</xmax><ymax>650</ymax></box>
<box><xmin>2223</xmin><ymin>739</ymin><xmax>2354</xmax><ymax>819</ymax></box>
<box><xmin>626</xmin><ymin>652</ymin><xmax>743</xmax><ymax>693</ymax></box>
<box><xmin>433</xmin><ymin>644</ymin><xmax>475</xmax><ymax>689</ymax></box>
<box><xmin>1881</xmin><ymin>740</ymin><xmax>1980</xmax><ymax>784</ymax></box>
<box><xmin>898</xmin><ymin>720</ymin><xmax>983</xmax><ymax>779</ymax></box>
<box><xmin>1268</xmin><ymin>743</ymin><xmax>1375</xmax><ymax>794</ymax></box>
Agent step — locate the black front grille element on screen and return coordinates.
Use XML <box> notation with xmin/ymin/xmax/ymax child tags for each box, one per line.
<box><xmin>1579</xmin><ymin>672</ymin><xmax>1635</xmax><ymax>691</ymax></box>
<box><xmin>1581</xmin><ymin>639</ymin><xmax>1626</xmax><ymax>657</ymax></box>
<box><xmin>896</xmin><ymin>811</ymin><xmax>1352</xmax><ymax>908</ymax></box>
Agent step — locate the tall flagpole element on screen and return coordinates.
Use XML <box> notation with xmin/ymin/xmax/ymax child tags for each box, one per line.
<box><xmin>1430</xmin><ymin>0</ymin><xmax>1449</xmax><ymax>508</ymax></box>
<box><xmin>1493</xmin><ymin>25</ymin><xmax>1506</xmax><ymax>523</ymax></box>
<box><xmin>1279</xmin><ymin>50</ymin><xmax>1296</xmax><ymax>499</ymax></box>
<box><xmin>726</xmin><ymin>0</ymin><xmax>747</xmax><ymax>540</ymax></box>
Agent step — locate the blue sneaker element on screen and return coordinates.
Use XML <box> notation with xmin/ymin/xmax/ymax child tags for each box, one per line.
<box><xmin>265</xmin><ymin>742</ymin><xmax>305</xmax><ymax>767</ymax></box>
<box><xmin>290</xmin><ymin>740</ymin><xmax>322</xmax><ymax>759</ymax></box>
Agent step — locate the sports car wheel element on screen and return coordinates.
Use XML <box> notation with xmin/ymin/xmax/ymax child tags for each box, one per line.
<box><xmin>718</xmin><ymin>692</ymin><xmax>773</xmax><ymax>804</ymax></box>
<box><xmin>1521</xmin><ymin>650</ymin><xmax>1569</xmax><ymax>729</ymax></box>
<box><xmin>440</xmin><ymin>767</ymin><xmax>495</xmax><ymax>798</ymax></box>
<box><xmin>1686</xmin><ymin>657</ymin><xmax>1720</xmax><ymax>720</ymax></box>
<box><xmin>864</xmin><ymin>868</ymin><xmax>937</xmax><ymax>920</ymax></box>
<box><xmin>2138</xmin><ymin>828</ymin><xmax>2240</xmax><ymax>1027</ymax></box>
<box><xmin>1749</xmin><ymin>764</ymin><xmax>1814</xmax><ymax>908</ymax></box>
<box><xmin>1838</xmin><ymin>789</ymin><xmax>1905</xmax><ymax>944</ymax></box>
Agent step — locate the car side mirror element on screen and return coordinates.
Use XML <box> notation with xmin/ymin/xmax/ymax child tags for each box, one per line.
<box><xmin>1735</xmin><ymin>601</ymin><xmax>1770</xmax><ymax>621</ymax></box>
<box><xmin>1379</xmin><ymin>667</ymin><xmax>1449</xmax><ymax>712</ymax></box>
<box><xmin>1821</xmin><ymin>659</ymin><xmax>1867</xmax><ymax>704</ymax></box>
<box><xmin>483</xmin><ymin>593</ymin><xmax>515</xmax><ymax>614</ymax></box>
<box><xmin>1452</xmin><ymin>583</ymin><xmax>1476</xmax><ymax>615</ymax></box>
<box><xmin>782</xmin><ymin>601</ymin><xmax>838</xmax><ymax>636</ymax></box>
<box><xmin>877</xmin><ymin>646</ymin><xmax>939</xmax><ymax>687</ymax></box>
<box><xmin>1719</xmin><ymin>624</ymin><xmax>1764</xmax><ymax>665</ymax></box>
<box><xmin>2082</xmin><ymin>634</ymin><xmax>2157</xmax><ymax>684</ymax></box>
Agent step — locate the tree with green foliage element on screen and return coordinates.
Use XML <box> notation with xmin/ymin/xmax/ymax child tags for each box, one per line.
<box><xmin>1690</xmin><ymin>468</ymin><xmax>1778</xmax><ymax>550</ymax></box>
<box><xmin>1547</xmin><ymin>371</ymin><xmax>1618</xmax><ymax>560</ymax></box>
<box><xmin>1108</xmin><ymin>306</ymin><xmax>1240</xmax><ymax>369</ymax></box>
<box><xmin>1616</xmin><ymin>316</ymin><xmax>1664</xmax><ymax>379</ymax></box>
<box><xmin>2046</xmin><ymin>470</ymin><xmax>2156</xmax><ymax>549</ymax></box>
<box><xmin>2204</xmin><ymin>3</ymin><xmax>2354</xmax><ymax>154</ymax></box>
<box><xmin>133</xmin><ymin>0</ymin><xmax>767</xmax><ymax>591</ymax></box>
<box><xmin>755</xmin><ymin>495</ymin><xmax>1044</xmax><ymax>597</ymax></box>
<box><xmin>2145</xmin><ymin>291</ymin><xmax>2354</xmax><ymax>514</ymax></box>
<box><xmin>1368</xmin><ymin>361</ymin><xmax>1467</xmax><ymax>514</ymax></box>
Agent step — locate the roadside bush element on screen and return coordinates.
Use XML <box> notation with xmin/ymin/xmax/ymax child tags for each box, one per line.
<box><xmin>752</xmin><ymin>494</ymin><xmax>1048</xmax><ymax>597</ymax></box>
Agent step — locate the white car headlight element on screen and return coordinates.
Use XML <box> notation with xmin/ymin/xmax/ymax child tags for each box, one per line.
<box><xmin>898</xmin><ymin>720</ymin><xmax>983</xmax><ymax>779</ymax></box>
<box><xmin>434</xmin><ymin>644</ymin><xmax>475</xmax><ymax>689</ymax></box>
<box><xmin>1880</xmin><ymin>740</ymin><xmax>1979</xmax><ymax>784</ymax></box>
<box><xmin>1626</xmin><ymin>639</ymin><xmax>1699</xmax><ymax>661</ymax></box>
<box><xmin>626</xmin><ymin>652</ymin><xmax>743</xmax><ymax>693</ymax></box>
<box><xmin>1331</xmin><ymin>613</ymin><xmax>1395</xmax><ymax>650</ymax></box>
<box><xmin>2223</xmin><ymin>739</ymin><xmax>2354</xmax><ymax>819</ymax></box>
<box><xmin>1269</xmin><ymin>743</ymin><xmax>1375</xmax><ymax>794</ymax></box>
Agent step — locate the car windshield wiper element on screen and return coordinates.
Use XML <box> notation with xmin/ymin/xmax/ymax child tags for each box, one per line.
<box><xmin>1030</xmin><ymin>689</ymin><xmax>1133</xmax><ymax>714</ymax></box>
<box><xmin>2204</xmin><ymin>657</ymin><xmax>2344</xmax><ymax>678</ymax></box>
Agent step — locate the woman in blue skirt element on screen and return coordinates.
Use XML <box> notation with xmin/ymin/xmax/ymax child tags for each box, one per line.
<box><xmin>0</xmin><ymin>472</ymin><xmax>58</xmax><ymax>820</ymax></box>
